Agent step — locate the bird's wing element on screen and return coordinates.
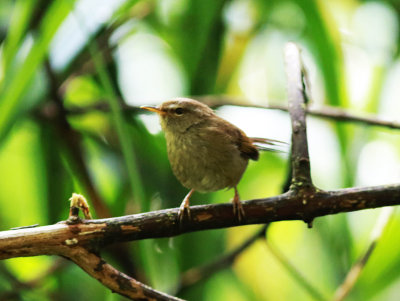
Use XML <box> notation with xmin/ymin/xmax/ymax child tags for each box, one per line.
<box><xmin>195</xmin><ymin>118</ymin><xmax>260</xmax><ymax>161</ymax></box>
<box><xmin>237</xmin><ymin>132</ymin><xmax>260</xmax><ymax>161</ymax></box>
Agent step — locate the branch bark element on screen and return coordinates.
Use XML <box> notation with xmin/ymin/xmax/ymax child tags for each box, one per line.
<box><xmin>1</xmin><ymin>184</ymin><xmax>400</xmax><ymax>260</ymax></box>
<box><xmin>68</xmin><ymin>248</ymin><xmax>183</xmax><ymax>301</ymax></box>
<box><xmin>284</xmin><ymin>42</ymin><xmax>313</xmax><ymax>189</ymax></box>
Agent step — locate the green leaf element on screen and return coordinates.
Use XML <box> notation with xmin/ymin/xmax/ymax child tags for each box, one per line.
<box><xmin>1</xmin><ymin>0</ymin><xmax>38</xmax><ymax>75</ymax></box>
<box><xmin>152</xmin><ymin>0</ymin><xmax>227</xmax><ymax>94</ymax></box>
<box><xmin>0</xmin><ymin>0</ymin><xmax>75</xmax><ymax>143</ymax></box>
<box><xmin>296</xmin><ymin>0</ymin><xmax>346</xmax><ymax>107</ymax></box>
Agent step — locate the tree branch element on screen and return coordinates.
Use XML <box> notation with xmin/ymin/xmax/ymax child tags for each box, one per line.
<box><xmin>333</xmin><ymin>207</ymin><xmax>395</xmax><ymax>301</ymax></box>
<box><xmin>58</xmin><ymin>99</ymin><xmax>400</xmax><ymax>131</ymax></box>
<box><xmin>0</xmin><ymin>258</ymin><xmax>68</xmax><ymax>299</ymax></box>
<box><xmin>284</xmin><ymin>42</ymin><xmax>313</xmax><ymax>189</ymax></box>
<box><xmin>1</xmin><ymin>184</ymin><xmax>400</xmax><ymax>261</ymax></box>
<box><xmin>67</xmin><ymin>248</ymin><xmax>183</xmax><ymax>301</ymax></box>
<box><xmin>179</xmin><ymin>225</ymin><xmax>268</xmax><ymax>290</ymax></box>
<box><xmin>263</xmin><ymin>240</ymin><xmax>327</xmax><ymax>301</ymax></box>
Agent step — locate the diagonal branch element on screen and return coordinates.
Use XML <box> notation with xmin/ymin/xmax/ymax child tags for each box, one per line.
<box><xmin>263</xmin><ymin>240</ymin><xmax>327</xmax><ymax>301</ymax></box>
<box><xmin>332</xmin><ymin>207</ymin><xmax>396</xmax><ymax>301</ymax></box>
<box><xmin>66</xmin><ymin>247</ymin><xmax>183</xmax><ymax>301</ymax></box>
<box><xmin>179</xmin><ymin>225</ymin><xmax>268</xmax><ymax>290</ymax></box>
<box><xmin>0</xmin><ymin>258</ymin><xmax>68</xmax><ymax>299</ymax></box>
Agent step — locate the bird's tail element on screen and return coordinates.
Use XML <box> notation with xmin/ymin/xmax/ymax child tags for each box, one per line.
<box><xmin>250</xmin><ymin>137</ymin><xmax>288</xmax><ymax>153</ymax></box>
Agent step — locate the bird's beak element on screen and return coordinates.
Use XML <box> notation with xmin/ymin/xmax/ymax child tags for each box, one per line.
<box><xmin>140</xmin><ymin>105</ymin><xmax>166</xmax><ymax>115</ymax></box>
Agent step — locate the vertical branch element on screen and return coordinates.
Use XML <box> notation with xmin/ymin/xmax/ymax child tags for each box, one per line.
<box><xmin>284</xmin><ymin>43</ymin><xmax>314</xmax><ymax>190</ymax></box>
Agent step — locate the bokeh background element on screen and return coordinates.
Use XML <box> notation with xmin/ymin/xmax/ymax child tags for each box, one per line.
<box><xmin>1</xmin><ymin>0</ymin><xmax>400</xmax><ymax>300</ymax></box>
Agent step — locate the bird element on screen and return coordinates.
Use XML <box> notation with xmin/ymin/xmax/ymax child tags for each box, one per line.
<box><xmin>141</xmin><ymin>98</ymin><xmax>283</xmax><ymax>223</ymax></box>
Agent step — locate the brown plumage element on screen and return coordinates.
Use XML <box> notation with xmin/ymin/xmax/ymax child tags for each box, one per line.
<box><xmin>141</xmin><ymin>98</ymin><xmax>283</xmax><ymax>222</ymax></box>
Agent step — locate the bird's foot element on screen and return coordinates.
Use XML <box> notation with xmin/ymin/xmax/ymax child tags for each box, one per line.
<box><xmin>232</xmin><ymin>198</ymin><xmax>245</xmax><ymax>222</ymax></box>
<box><xmin>232</xmin><ymin>188</ymin><xmax>245</xmax><ymax>222</ymax></box>
<box><xmin>178</xmin><ymin>199</ymin><xmax>191</xmax><ymax>224</ymax></box>
<box><xmin>177</xmin><ymin>189</ymin><xmax>194</xmax><ymax>227</ymax></box>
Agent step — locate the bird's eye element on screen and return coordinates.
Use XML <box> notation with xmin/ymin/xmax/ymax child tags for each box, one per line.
<box><xmin>175</xmin><ymin>108</ymin><xmax>184</xmax><ymax>115</ymax></box>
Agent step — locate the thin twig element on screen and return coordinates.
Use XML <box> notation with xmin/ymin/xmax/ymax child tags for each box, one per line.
<box><xmin>263</xmin><ymin>239</ymin><xmax>327</xmax><ymax>301</ymax></box>
<box><xmin>0</xmin><ymin>258</ymin><xmax>68</xmax><ymax>299</ymax></box>
<box><xmin>198</xmin><ymin>96</ymin><xmax>400</xmax><ymax>130</ymax></box>
<box><xmin>57</xmin><ymin>98</ymin><xmax>400</xmax><ymax>131</ymax></box>
<box><xmin>179</xmin><ymin>225</ymin><xmax>268</xmax><ymax>290</ymax></box>
<box><xmin>332</xmin><ymin>207</ymin><xmax>396</xmax><ymax>301</ymax></box>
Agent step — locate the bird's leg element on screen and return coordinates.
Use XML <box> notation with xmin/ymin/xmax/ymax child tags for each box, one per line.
<box><xmin>178</xmin><ymin>189</ymin><xmax>195</xmax><ymax>224</ymax></box>
<box><xmin>232</xmin><ymin>187</ymin><xmax>245</xmax><ymax>221</ymax></box>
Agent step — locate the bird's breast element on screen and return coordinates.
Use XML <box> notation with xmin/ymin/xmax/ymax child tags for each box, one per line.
<box><xmin>164</xmin><ymin>130</ymin><xmax>248</xmax><ymax>192</ymax></box>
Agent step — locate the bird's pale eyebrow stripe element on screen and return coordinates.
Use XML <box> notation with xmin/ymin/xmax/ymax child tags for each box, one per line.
<box><xmin>166</xmin><ymin>104</ymin><xmax>180</xmax><ymax>111</ymax></box>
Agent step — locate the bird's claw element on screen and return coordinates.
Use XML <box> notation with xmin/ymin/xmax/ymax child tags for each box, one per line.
<box><xmin>232</xmin><ymin>188</ymin><xmax>245</xmax><ymax>222</ymax></box>
<box><xmin>178</xmin><ymin>202</ymin><xmax>191</xmax><ymax>224</ymax></box>
<box><xmin>178</xmin><ymin>190</ymin><xmax>194</xmax><ymax>227</ymax></box>
<box><xmin>232</xmin><ymin>199</ymin><xmax>245</xmax><ymax>222</ymax></box>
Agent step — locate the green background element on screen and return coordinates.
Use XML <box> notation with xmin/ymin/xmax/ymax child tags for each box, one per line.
<box><xmin>0</xmin><ymin>0</ymin><xmax>400</xmax><ymax>300</ymax></box>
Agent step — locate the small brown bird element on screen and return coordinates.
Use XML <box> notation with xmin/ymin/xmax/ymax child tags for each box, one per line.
<box><xmin>141</xmin><ymin>98</ymin><xmax>282</xmax><ymax>222</ymax></box>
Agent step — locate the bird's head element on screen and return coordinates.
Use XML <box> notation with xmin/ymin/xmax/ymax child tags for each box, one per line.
<box><xmin>141</xmin><ymin>98</ymin><xmax>214</xmax><ymax>133</ymax></box>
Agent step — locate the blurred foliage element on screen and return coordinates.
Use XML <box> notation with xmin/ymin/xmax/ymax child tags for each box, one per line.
<box><xmin>0</xmin><ymin>0</ymin><xmax>400</xmax><ymax>300</ymax></box>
